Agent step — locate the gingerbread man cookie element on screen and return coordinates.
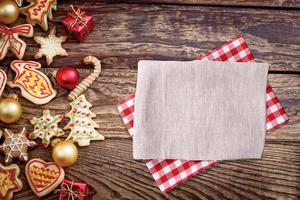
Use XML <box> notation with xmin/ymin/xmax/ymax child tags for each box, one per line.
<box><xmin>29</xmin><ymin>109</ymin><xmax>65</xmax><ymax>148</ymax></box>
<box><xmin>25</xmin><ymin>158</ymin><xmax>65</xmax><ymax>197</ymax></box>
<box><xmin>0</xmin><ymin>24</ymin><xmax>34</xmax><ymax>60</ymax></box>
<box><xmin>0</xmin><ymin>128</ymin><xmax>36</xmax><ymax>165</ymax></box>
<box><xmin>64</xmin><ymin>94</ymin><xmax>104</xmax><ymax>146</ymax></box>
<box><xmin>0</xmin><ymin>164</ymin><xmax>23</xmax><ymax>200</ymax></box>
<box><xmin>20</xmin><ymin>0</ymin><xmax>57</xmax><ymax>31</ymax></box>
<box><xmin>34</xmin><ymin>26</ymin><xmax>68</xmax><ymax>66</ymax></box>
<box><xmin>7</xmin><ymin>60</ymin><xmax>57</xmax><ymax>105</ymax></box>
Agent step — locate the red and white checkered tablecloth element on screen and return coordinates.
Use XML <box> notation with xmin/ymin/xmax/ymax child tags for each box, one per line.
<box><xmin>117</xmin><ymin>37</ymin><xmax>289</xmax><ymax>192</ymax></box>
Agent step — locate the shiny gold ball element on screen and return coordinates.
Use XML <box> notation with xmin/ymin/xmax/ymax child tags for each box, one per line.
<box><xmin>52</xmin><ymin>141</ymin><xmax>78</xmax><ymax>167</ymax></box>
<box><xmin>0</xmin><ymin>96</ymin><xmax>22</xmax><ymax>123</ymax></box>
<box><xmin>0</xmin><ymin>0</ymin><xmax>19</xmax><ymax>24</ymax></box>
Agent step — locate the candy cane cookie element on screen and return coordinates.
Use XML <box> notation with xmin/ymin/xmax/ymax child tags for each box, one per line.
<box><xmin>68</xmin><ymin>56</ymin><xmax>101</xmax><ymax>101</ymax></box>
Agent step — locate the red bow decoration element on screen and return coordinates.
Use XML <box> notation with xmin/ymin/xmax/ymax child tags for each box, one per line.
<box><xmin>0</xmin><ymin>24</ymin><xmax>33</xmax><ymax>60</ymax></box>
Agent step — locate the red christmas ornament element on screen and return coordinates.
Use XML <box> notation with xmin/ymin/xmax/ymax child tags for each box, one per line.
<box><xmin>56</xmin><ymin>66</ymin><xmax>80</xmax><ymax>90</ymax></box>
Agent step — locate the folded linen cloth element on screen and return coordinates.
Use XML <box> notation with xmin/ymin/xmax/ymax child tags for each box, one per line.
<box><xmin>133</xmin><ymin>60</ymin><xmax>269</xmax><ymax>160</ymax></box>
<box><xmin>118</xmin><ymin>37</ymin><xmax>288</xmax><ymax>192</ymax></box>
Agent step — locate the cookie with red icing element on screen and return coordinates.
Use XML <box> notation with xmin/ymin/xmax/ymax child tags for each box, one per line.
<box><xmin>25</xmin><ymin>158</ymin><xmax>65</xmax><ymax>197</ymax></box>
<box><xmin>0</xmin><ymin>69</ymin><xmax>7</xmax><ymax>97</ymax></box>
<box><xmin>29</xmin><ymin>109</ymin><xmax>65</xmax><ymax>148</ymax></box>
<box><xmin>7</xmin><ymin>60</ymin><xmax>57</xmax><ymax>105</ymax></box>
<box><xmin>64</xmin><ymin>94</ymin><xmax>104</xmax><ymax>146</ymax></box>
<box><xmin>0</xmin><ymin>24</ymin><xmax>33</xmax><ymax>60</ymax></box>
<box><xmin>20</xmin><ymin>0</ymin><xmax>57</xmax><ymax>31</ymax></box>
<box><xmin>0</xmin><ymin>164</ymin><xmax>23</xmax><ymax>200</ymax></box>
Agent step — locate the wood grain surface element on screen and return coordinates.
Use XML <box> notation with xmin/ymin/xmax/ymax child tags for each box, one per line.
<box><xmin>0</xmin><ymin>0</ymin><xmax>299</xmax><ymax>199</ymax></box>
<box><xmin>111</xmin><ymin>0</ymin><xmax>300</xmax><ymax>8</ymax></box>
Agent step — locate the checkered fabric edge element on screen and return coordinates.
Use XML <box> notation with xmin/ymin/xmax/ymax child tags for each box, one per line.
<box><xmin>117</xmin><ymin>36</ymin><xmax>288</xmax><ymax>192</ymax></box>
<box><xmin>117</xmin><ymin>94</ymin><xmax>135</xmax><ymax>136</ymax></box>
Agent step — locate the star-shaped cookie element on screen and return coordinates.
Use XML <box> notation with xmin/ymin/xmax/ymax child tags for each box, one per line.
<box><xmin>20</xmin><ymin>0</ymin><xmax>57</xmax><ymax>31</ymax></box>
<box><xmin>0</xmin><ymin>128</ymin><xmax>36</xmax><ymax>165</ymax></box>
<box><xmin>34</xmin><ymin>27</ymin><xmax>68</xmax><ymax>66</ymax></box>
<box><xmin>29</xmin><ymin>109</ymin><xmax>65</xmax><ymax>148</ymax></box>
<box><xmin>0</xmin><ymin>164</ymin><xmax>23</xmax><ymax>200</ymax></box>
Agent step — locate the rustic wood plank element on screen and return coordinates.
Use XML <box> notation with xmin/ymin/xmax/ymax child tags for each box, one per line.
<box><xmin>13</xmin><ymin>138</ymin><xmax>300</xmax><ymax>200</ymax></box>
<box><xmin>1</xmin><ymin>1</ymin><xmax>300</xmax><ymax>199</ymax></box>
<box><xmin>2</xmin><ymin>68</ymin><xmax>299</xmax><ymax>140</ymax></box>
<box><xmin>108</xmin><ymin>0</ymin><xmax>300</xmax><ymax>8</ymax></box>
<box><xmin>2</xmin><ymin>3</ymin><xmax>300</xmax><ymax>72</ymax></box>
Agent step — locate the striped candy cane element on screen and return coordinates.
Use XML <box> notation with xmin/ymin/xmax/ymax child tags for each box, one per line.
<box><xmin>68</xmin><ymin>56</ymin><xmax>101</xmax><ymax>101</ymax></box>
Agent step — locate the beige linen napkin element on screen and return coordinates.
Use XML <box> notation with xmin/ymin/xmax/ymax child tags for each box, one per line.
<box><xmin>133</xmin><ymin>60</ymin><xmax>269</xmax><ymax>160</ymax></box>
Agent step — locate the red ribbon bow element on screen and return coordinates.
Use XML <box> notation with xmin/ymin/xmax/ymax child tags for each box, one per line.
<box><xmin>0</xmin><ymin>24</ymin><xmax>33</xmax><ymax>59</ymax></box>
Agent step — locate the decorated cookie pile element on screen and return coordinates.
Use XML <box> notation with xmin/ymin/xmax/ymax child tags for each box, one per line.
<box><xmin>0</xmin><ymin>1</ymin><xmax>96</xmax><ymax>199</ymax></box>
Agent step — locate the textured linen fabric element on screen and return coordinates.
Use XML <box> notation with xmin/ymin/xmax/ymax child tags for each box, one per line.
<box><xmin>133</xmin><ymin>60</ymin><xmax>269</xmax><ymax>160</ymax></box>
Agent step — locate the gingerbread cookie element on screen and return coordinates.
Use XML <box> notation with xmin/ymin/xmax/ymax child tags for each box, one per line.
<box><xmin>0</xmin><ymin>69</ymin><xmax>7</xmax><ymax>97</ymax></box>
<box><xmin>20</xmin><ymin>0</ymin><xmax>57</xmax><ymax>31</ymax></box>
<box><xmin>25</xmin><ymin>158</ymin><xmax>65</xmax><ymax>197</ymax></box>
<box><xmin>7</xmin><ymin>60</ymin><xmax>57</xmax><ymax>105</ymax></box>
<box><xmin>29</xmin><ymin>109</ymin><xmax>65</xmax><ymax>148</ymax></box>
<box><xmin>64</xmin><ymin>94</ymin><xmax>104</xmax><ymax>146</ymax></box>
<box><xmin>68</xmin><ymin>56</ymin><xmax>101</xmax><ymax>101</ymax></box>
<box><xmin>0</xmin><ymin>128</ymin><xmax>36</xmax><ymax>164</ymax></box>
<box><xmin>0</xmin><ymin>164</ymin><xmax>23</xmax><ymax>200</ymax></box>
<box><xmin>0</xmin><ymin>24</ymin><xmax>33</xmax><ymax>60</ymax></box>
<box><xmin>34</xmin><ymin>26</ymin><xmax>68</xmax><ymax>66</ymax></box>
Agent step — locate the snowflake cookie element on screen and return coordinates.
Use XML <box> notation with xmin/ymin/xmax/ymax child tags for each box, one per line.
<box><xmin>33</xmin><ymin>26</ymin><xmax>68</xmax><ymax>65</ymax></box>
<box><xmin>29</xmin><ymin>109</ymin><xmax>64</xmax><ymax>148</ymax></box>
<box><xmin>0</xmin><ymin>128</ymin><xmax>36</xmax><ymax>164</ymax></box>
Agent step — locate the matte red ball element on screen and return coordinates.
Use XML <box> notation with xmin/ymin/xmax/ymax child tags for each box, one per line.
<box><xmin>56</xmin><ymin>66</ymin><xmax>80</xmax><ymax>90</ymax></box>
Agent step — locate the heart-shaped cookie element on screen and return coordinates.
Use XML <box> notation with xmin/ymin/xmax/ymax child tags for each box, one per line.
<box><xmin>25</xmin><ymin>158</ymin><xmax>65</xmax><ymax>197</ymax></box>
<box><xmin>0</xmin><ymin>69</ymin><xmax>7</xmax><ymax>97</ymax></box>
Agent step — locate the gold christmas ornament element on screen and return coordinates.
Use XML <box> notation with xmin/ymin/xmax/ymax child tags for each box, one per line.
<box><xmin>0</xmin><ymin>94</ymin><xmax>22</xmax><ymax>123</ymax></box>
<box><xmin>52</xmin><ymin>140</ymin><xmax>78</xmax><ymax>167</ymax></box>
<box><xmin>0</xmin><ymin>0</ymin><xmax>19</xmax><ymax>24</ymax></box>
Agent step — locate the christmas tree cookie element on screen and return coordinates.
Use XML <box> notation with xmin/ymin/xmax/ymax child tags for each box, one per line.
<box><xmin>64</xmin><ymin>94</ymin><xmax>104</xmax><ymax>146</ymax></box>
<box><xmin>0</xmin><ymin>164</ymin><xmax>23</xmax><ymax>200</ymax></box>
<box><xmin>29</xmin><ymin>109</ymin><xmax>65</xmax><ymax>148</ymax></box>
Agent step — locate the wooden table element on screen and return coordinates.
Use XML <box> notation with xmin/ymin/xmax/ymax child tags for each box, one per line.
<box><xmin>1</xmin><ymin>0</ymin><xmax>299</xmax><ymax>199</ymax></box>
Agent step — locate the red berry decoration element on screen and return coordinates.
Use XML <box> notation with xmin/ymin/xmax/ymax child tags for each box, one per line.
<box><xmin>56</xmin><ymin>66</ymin><xmax>80</xmax><ymax>90</ymax></box>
